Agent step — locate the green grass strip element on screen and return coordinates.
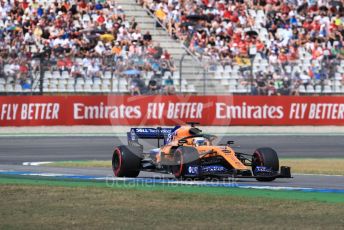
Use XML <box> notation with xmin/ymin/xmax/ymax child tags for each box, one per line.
<box><xmin>0</xmin><ymin>175</ymin><xmax>343</xmax><ymax>203</ymax></box>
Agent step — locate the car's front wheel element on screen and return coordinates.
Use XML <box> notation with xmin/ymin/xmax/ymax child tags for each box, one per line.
<box><xmin>252</xmin><ymin>147</ymin><xmax>279</xmax><ymax>182</ymax></box>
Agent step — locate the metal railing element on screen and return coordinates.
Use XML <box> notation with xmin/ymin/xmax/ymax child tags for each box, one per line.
<box><xmin>0</xmin><ymin>54</ymin><xmax>343</xmax><ymax>95</ymax></box>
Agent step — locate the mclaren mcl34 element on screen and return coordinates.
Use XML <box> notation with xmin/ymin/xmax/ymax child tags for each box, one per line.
<box><xmin>112</xmin><ymin>123</ymin><xmax>291</xmax><ymax>181</ymax></box>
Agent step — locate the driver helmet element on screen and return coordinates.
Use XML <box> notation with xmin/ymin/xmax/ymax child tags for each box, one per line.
<box><xmin>193</xmin><ymin>137</ymin><xmax>206</xmax><ymax>146</ymax></box>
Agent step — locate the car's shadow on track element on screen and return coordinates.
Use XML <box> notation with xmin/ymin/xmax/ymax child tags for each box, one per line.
<box><xmin>136</xmin><ymin>176</ymin><xmax>292</xmax><ymax>185</ymax></box>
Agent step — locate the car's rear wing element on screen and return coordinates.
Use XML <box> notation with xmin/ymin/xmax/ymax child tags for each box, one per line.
<box><xmin>127</xmin><ymin>127</ymin><xmax>178</xmax><ymax>146</ymax></box>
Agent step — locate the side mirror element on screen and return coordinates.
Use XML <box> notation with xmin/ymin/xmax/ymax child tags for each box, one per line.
<box><xmin>178</xmin><ymin>139</ymin><xmax>187</xmax><ymax>145</ymax></box>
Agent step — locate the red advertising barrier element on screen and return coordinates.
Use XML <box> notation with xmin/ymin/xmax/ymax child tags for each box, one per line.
<box><xmin>0</xmin><ymin>95</ymin><xmax>344</xmax><ymax>126</ymax></box>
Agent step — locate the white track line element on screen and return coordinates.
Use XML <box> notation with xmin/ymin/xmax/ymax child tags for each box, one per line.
<box><xmin>293</xmin><ymin>173</ymin><xmax>344</xmax><ymax>177</ymax></box>
<box><xmin>1</xmin><ymin>170</ymin><xmax>344</xmax><ymax>193</ymax></box>
<box><xmin>22</xmin><ymin>162</ymin><xmax>53</xmax><ymax>166</ymax></box>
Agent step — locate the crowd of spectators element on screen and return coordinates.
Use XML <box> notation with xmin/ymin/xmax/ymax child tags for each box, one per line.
<box><xmin>0</xmin><ymin>0</ymin><xmax>176</xmax><ymax>94</ymax></box>
<box><xmin>140</xmin><ymin>0</ymin><xmax>344</xmax><ymax>95</ymax></box>
<box><xmin>1</xmin><ymin>0</ymin><xmax>344</xmax><ymax>95</ymax></box>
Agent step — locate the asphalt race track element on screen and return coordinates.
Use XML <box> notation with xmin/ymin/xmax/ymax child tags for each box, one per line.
<box><xmin>1</xmin><ymin>135</ymin><xmax>344</xmax><ymax>163</ymax></box>
<box><xmin>0</xmin><ymin>136</ymin><xmax>344</xmax><ymax>191</ymax></box>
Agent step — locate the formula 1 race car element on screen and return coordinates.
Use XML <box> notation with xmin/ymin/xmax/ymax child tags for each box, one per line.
<box><xmin>112</xmin><ymin>123</ymin><xmax>291</xmax><ymax>181</ymax></box>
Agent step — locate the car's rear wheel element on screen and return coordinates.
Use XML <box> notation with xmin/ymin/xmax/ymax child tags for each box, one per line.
<box><xmin>112</xmin><ymin>145</ymin><xmax>142</xmax><ymax>177</ymax></box>
<box><xmin>252</xmin><ymin>147</ymin><xmax>279</xmax><ymax>182</ymax></box>
<box><xmin>172</xmin><ymin>146</ymin><xmax>199</xmax><ymax>179</ymax></box>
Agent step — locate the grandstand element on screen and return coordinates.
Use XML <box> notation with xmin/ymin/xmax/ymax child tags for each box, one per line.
<box><xmin>0</xmin><ymin>0</ymin><xmax>343</xmax><ymax>95</ymax></box>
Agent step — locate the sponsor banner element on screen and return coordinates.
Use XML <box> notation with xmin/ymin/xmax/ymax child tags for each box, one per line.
<box><xmin>0</xmin><ymin>95</ymin><xmax>344</xmax><ymax>126</ymax></box>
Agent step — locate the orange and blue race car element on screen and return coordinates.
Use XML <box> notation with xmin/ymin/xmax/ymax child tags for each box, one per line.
<box><xmin>112</xmin><ymin>122</ymin><xmax>291</xmax><ymax>181</ymax></box>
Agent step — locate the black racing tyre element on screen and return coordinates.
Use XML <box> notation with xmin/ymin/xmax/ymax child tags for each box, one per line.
<box><xmin>252</xmin><ymin>147</ymin><xmax>279</xmax><ymax>182</ymax></box>
<box><xmin>172</xmin><ymin>146</ymin><xmax>199</xmax><ymax>179</ymax></box>
<box><xmin>112</xmin><ymin>145</ymin><xmax>142</xmax><ymax>177</ymax></box>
